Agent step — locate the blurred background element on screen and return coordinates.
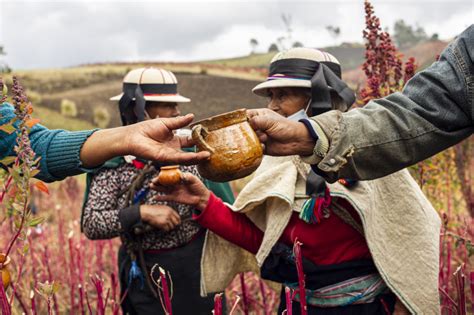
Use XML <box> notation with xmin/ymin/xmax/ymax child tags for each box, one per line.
<box><xmin>0</xmin><ymin>0</ymin><xmax>472</xmax><ymax>128</ymax></box>
<box><xmin>0</xmin><ymin>0</ymin><xmax>472</xmax><ymax>314</ymax></box>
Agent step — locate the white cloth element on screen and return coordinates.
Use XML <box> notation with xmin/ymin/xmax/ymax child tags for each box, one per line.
<box><xmin>200</xmin><ymin>155</ymin><xmax>441</xmax><ymax>314</ymax></box>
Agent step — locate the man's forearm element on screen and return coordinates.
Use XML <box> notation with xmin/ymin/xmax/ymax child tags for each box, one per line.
<box><xmin>312</xmin><ymin>96</ymin><xmax>472</xmax><ymax>182</ymax></box>
<box><xmin>80</xmin><ymin>127</ymin><xmax>128</xmax><ymax>168</ymax></box>
<box><xmin>310</xmin><ymin>26</ymin><xmax>474</xmax><ymax>182</ymax></box>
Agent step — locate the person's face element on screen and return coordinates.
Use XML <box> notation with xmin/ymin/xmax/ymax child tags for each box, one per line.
<box><xmin>145</xmin><ymin>102</ymin><xmax>180</xmax><ymax>119</ymax></box>
<box><xmin>266</xmin><ymin>87</ymin><xmax>309</xmax><ymax>117</ymax></box>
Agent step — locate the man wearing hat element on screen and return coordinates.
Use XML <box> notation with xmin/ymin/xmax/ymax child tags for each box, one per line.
<box><xmin>153</xmin><ymin>48</ymin><xmax>441</xmax><ymax>314</ymax></box>
<box><xmin>82</xmin><ymin>67</ymin><xmax>233</xmax><ymax>314</ymax></box>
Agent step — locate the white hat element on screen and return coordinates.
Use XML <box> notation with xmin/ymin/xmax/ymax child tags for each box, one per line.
<box><xmin>110</xmin><ymin>67</ymin><xmax>190</xmax><ymax>103</ymax></box>
<box><xmin>252</xmin><ymin>48</ymin><xmax>341</xmax><ymax>97</ymax></box>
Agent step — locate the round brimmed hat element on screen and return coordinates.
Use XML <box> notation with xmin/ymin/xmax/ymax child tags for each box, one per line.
<box><xmin>111</xmin><ymin>67</ymin><xmax>190</xmax><ymax>124</ymax></box>
<box><xmin>253</xmin><ymin>48</ymin><xmax>355</xmax><ymax>115</ymax></box>
<box><xmin>110</xmin><ymin>67</ymin><xmax>190</xmax><ymax>103</ymax></box>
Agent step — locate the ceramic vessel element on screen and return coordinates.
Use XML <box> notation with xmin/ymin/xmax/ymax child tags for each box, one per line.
<box><xmin>191</xmin><ymin>109</ymin><xmax>263</xmax><ymax>182</ymax></box>
<box><xmin>157</xmin><ymin>166</ymin><xmax>183</xmax><ymax>186</ymax></box>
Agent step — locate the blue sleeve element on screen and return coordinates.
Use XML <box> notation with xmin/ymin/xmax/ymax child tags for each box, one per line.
<box><xmin>1</xmin><ymin>103</ymin><xmax>98</xmax><ymax>182</ymax></box>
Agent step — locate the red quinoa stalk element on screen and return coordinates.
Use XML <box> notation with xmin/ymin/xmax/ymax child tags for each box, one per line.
<box><xmin>293</xmin><ymin>240</ymin><xmax>307</xmax><ymax>315</ymax></box>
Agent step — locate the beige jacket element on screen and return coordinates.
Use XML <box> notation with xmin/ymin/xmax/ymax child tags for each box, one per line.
<box><xmin>200</xmin><ymin>155</ymin><xmax>441</xmax><ymax>314</ymax></box>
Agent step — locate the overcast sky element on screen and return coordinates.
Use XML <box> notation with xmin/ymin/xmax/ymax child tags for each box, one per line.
<box><xmin>0</xmin><ymin>0</ymin><xmax>472</xmax><ymax>69</ymax></box>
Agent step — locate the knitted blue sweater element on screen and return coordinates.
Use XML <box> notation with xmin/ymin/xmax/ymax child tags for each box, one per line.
<box><xmin>0</xmin><ymin>103</ymin><xmax>97</xmax><ymax>182</ymax></box>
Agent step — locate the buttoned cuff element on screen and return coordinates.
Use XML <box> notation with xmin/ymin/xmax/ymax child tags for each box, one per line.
<box><xmin>299</xmin><ymin>118</ymin><xmax>329</xmax><ymax>165</ymax></box>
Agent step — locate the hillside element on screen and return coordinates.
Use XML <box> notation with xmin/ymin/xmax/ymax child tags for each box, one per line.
<box><xmin>2</xmin><ymin>39</ymin><xmax>448</xmax><ymax>130</ymax></box>
<box><xmin>204</xmin><ymin>43</ymin><xmax>366</xmax><ymax>71</ymax></box>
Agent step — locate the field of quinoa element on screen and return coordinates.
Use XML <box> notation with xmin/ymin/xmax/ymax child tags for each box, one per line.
<box><xmin>0</xmin><ymin>1</ymin><xmax>472</xmax><ymax>314</ymax></box>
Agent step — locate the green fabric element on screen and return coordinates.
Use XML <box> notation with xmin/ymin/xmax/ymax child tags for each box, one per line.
<box><xmin>203</xmin><ymin>179</ymin><xmax>235</xmax><ymax>204</ymax></box>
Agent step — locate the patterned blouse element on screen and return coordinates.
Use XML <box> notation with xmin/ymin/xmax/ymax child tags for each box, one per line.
<box><xmin>82</xmin><ymin>161</ymin><xmax>202</xmax><ymax>250</ymax></box>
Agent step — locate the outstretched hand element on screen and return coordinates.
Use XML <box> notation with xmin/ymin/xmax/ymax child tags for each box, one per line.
<box><xmin>150</xmin><ymin>172</ymin><xmax>211</xmax><ymax>212</ymax></box>
<box><xmin>80</xmin><ymin>114</ymin><xmax>210</xmax><ymax>168</ymax></box>
<box><xmin>247</xmin><ymin>108</ymin><xmax>315</xmax><ymax>156</ymax></box>
<box><xmin>124</xmin><ymin>114</ymin><xmax>210</xmax><ymax>164</ymax></box>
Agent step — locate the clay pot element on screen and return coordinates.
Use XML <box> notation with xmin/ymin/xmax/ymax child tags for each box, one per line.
<box><xmin>0</xmin><ymin>253</ymin><xmax>11</xmax><ymax>289</ymax></box>
<box><xmin>190</xmin><ymin>109</ymin><xmax>263</xmax><ymax>182</ymax></box>
<box><xmin>157</xmin><ymin>166</ymin><xmax>183</xmax><ymax>186</ymax></box>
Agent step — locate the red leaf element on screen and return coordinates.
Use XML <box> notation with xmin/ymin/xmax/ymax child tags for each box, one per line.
<box><xmin>25</xmin><ymin>118</ymin><xmax>40</xmax><ymax>128</ymax></box>
<box><xmin>34</xmin><ymin>181</ymin><xmax>49</xmax><ymax>195</ymax></box>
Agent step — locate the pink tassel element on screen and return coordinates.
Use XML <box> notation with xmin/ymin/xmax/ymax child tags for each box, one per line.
<box><xmin>159</xmin><ymin>267</ymin><xmax>173</xmax><ymax>315</ymax></box>
<box><xmin>239</xmin><ymin>272</ymin><xmax>249</xmax><ymax>315</ymax></box>
<box><xmin>0</xmin><ymin>276</ymin><xmax>11</xmax><ymax>315</ymax></box>
<box><xmin>30</xmin><ymin>290</ymin><xmax>37</xmax><ymax>315</ymax></box>
<box><xmin>470</xmin><ymin>272</ymin><xmax>474</xmax><ymax>313</ymax></box>
<box><xmin>454</xmin><ymin>265</ymin><xmax>466</xmax><ymax>315</ymax></box>
<box><xmin>259</xmin><ymin>279</ymin><xmax>269</xmax><ymax>315</ymax></box>
<box><xmin>284</xmin><ymin>287</ymin><xmax>293</xmax><ymax>315</ymax></box>
<box><xmin>293</xmin><ymin>240</ymin><xmax>307</xmax><ymax>315</ymax></box>
<box><xmin>213</xmin><ymin>293</ymin><xmax>223</xmax><ymax>315</ymax></box>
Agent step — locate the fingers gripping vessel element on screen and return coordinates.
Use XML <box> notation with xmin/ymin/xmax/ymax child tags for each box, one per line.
<box><xmin>191</xmin><ymin>109</ymin><xmax>263</xmax><ymax>182</ymax></box>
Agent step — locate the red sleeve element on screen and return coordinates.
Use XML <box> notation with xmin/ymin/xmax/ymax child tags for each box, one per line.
<box><xmin>193</xmin><ymin>192</ymin><xmax>263</xmax><ymax>254</ymax></box>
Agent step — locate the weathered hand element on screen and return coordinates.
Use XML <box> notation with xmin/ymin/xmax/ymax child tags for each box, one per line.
<box><xmin>247</xmin><ymin>108</ymin><xmax>315</xmax><ymax>156</ymax></box>
<box><xmin>140</xmin><ymin>204</ymin><xmax>181</xmax><ymax>232</ymax></box>
<box><xmin>80</xmin><ymin>114</ymin><xmax>210</xmax><ymax>168</ymax></box>
<box><xmin>124</xmin><ymin>114</ymin><xmax>210</xmax><ymax>164</ymax></box>
<box><xmin>150</xmin><ymin>172</ymin><xmax>210</xmax><ymax>212</ymax></box>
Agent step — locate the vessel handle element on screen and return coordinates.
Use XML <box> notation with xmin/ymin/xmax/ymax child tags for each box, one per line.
<box><xmin>191</xmin><ymin>125</ymin><xmax>215</xmax><ymax>154</ymax></box>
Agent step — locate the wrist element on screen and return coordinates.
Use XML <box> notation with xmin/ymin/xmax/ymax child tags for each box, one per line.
<box><xmin>80</xmin><ymin>127</ymin><xmax>126</xmax><ymax>167</ymax></box>
<box><xmin>107</xmin><ymin>126</ymin><xmax>130</xmax><ymax>157</ymax></box>
<box><xmin>196</xmin><ymin>190</ymin><xmax>211</xmax><ymax>212</ymax></box>
<box><xmin>294</xmin><ymin>122</ymin><xmax>316</xmax><ymax>156</ymax></box>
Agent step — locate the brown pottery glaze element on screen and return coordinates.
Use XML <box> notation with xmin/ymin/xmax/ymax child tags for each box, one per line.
<box><xmin>190</xmin><ymin>109</ymin><xmax>263</xmax><ymax>182</ymax></box>
<box><xmin>157</xmin><ymin>165</ymin><xmax>183</xmax><ymax>186</ymax></box>
<box><xmin>0</xmin><ymin>253</ymin><xmax>11</xmax><ymax>289</ymax></box>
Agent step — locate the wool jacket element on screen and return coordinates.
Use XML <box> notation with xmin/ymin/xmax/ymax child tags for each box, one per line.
<box><xmin>311</xmin><ymin>25</ymin><xmax>473</xmax><ymax>182</ymax></box>
<box><xmin>0</xmin><ymin>103</ymin><xmax>96</xmax><ymax>182</ymax></box>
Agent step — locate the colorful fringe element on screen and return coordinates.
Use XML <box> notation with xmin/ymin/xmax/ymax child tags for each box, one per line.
<box><xmin>128</xmin><ymin>260</ymin><xmax>145</xmax><ymax>290</ymax></box>
<box><xmin>287</xmin><ymin>273</ymin><xmax>388</xmax><ymax>307</ymax></box>
<box><xmin>299</xmin><ymin>187</ymin><xmax>332</xmax><ymax>224</ymax></box>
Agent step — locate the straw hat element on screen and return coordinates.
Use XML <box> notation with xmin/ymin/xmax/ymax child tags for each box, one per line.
<box><xmin>252</xmin><ymin>48</ymin><xmax>341</xmax><ymax>96</ymax></box>
<box><xmin>252</xmin><ymin>47</ymin><xmax>354</xmax><ymax>115</ymax></box>
<box><xmin>110</xmin><ymin>67</ymin><xmax>190</xmax><ymax>103</ymax></box>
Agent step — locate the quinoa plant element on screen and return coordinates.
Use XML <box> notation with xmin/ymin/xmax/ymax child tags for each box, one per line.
<box><xmin>360</xmin><ymin>1</ymin><xmax>473</xmax><ymax>313</ymax></box>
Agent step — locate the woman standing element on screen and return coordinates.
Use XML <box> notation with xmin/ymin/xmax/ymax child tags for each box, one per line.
<box><xmin>82</xmin><ymin>67</ymin><xmax>233</xmax><ymax>314</ymax></box>
<box><xmin>152</xmin><ymin>49</ymin><xmax>441</xmax><ymax>314</ymax></box>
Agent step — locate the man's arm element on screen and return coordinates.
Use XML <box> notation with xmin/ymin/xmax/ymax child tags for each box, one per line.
<box><xmin>249</xmin><ymin>26</ymin><xmax>473</xmax><ymax>182</ymax></box>
<box><xmin>1</xmin><ymin>104</ymin><xmax>209</xmax><ymax>182</ymax></box>
<box><xmin>312</xmin><ymin>25</ymin><xmax>473</xmax><ymax>181</ymax></box>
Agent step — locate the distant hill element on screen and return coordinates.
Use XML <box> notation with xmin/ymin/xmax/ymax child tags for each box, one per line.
<box><xmin>3</xmin><ymin>39</ymin><xmax>448</xmax><ymax>130</ymax></box>
<box><xmin>202</xmin><ymin>52</ymin><xmax>274</xmax><ymax>68</ymax></box>
<box><xmin>203</xmin><ymin>43</ymin><xmax>366</xmax><ymax>71</ymax></box>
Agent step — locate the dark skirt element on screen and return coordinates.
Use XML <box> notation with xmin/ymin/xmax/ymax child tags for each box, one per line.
<box><xmin>262</xmin><ymin>243</ymin><xmax>396</xmax><ymax>315</ymax></box>
<box><xmin>119</xmin><ymin>231</ymin><xmax>215</xmax><ymax>315</ymax></box>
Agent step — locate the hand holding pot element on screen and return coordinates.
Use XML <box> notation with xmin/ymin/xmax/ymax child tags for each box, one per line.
<box><xmin>156</xmin><ymin>165</ymin><xmax>183</xmax><ymax>186</ymax></box>
<box><xmin>150</xmin><ymin>173</ymin><xmax>211</xmax><ymax>212</ymax></box>
<box><xmin>190</xmin><ymin>109</ymin><xmax>263</xmax><ymax>182</ymax></box>
<box><xmin>247</xmin><ymin>108</ymin><xmax>315</xmax><ymax>156</ymax></box>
